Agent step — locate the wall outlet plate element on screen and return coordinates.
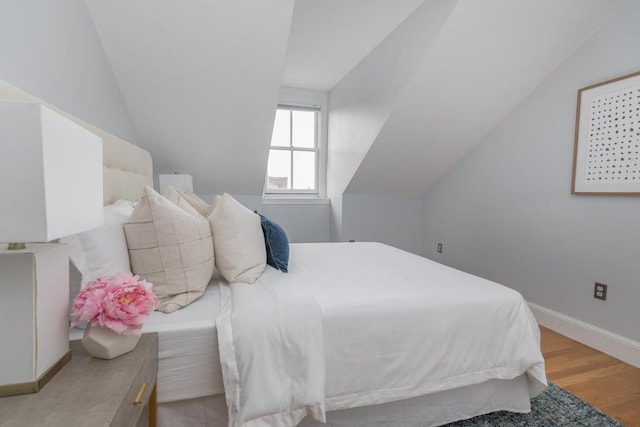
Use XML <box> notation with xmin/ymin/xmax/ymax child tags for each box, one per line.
<box><xmin>594</xmin><ymin>282</ymin><xmax>607</xmax><ymax>301</ymax></box>
<box><xmin>437</xmin><ymin>243</ymin><xmax>443</xmax><ymax>253</ymax></box>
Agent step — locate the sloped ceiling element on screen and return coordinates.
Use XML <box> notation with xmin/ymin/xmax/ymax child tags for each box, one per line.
<box><xmin>86</xmin><ymin>0</ymin><xmax>294</xmax><ymax>196</ymax></box>
<box><xmin>86</xmin><ymin>0</ymin><xmax>622</xmax><ymax>197</ymax></box>
<box><xmin>282</xmin><ymin>0</ymin><xmax>422</xmax><ymax>91</ymax></box>
<box><xmin>344</xmin><ymin>0</ymin><xmax>622</xmax><ymax>194</ymax></box>
<box><xmin>327</xmin><ymin>0</ymin><xmax>456</xmax><ymax>199</ymax></box>
<box><xmin>86</xmin><ymin>0</ymin><xmax>421</xmax><ymax>196</ymax></box>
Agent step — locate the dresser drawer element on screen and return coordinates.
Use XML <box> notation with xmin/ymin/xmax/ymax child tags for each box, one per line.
<box><xmin>111</xmin><ymin>338</ymin><xmax>158</xmax><ymax>427</ymax></box>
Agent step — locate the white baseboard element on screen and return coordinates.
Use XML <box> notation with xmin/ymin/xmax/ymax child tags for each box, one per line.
<box><xmin>528</xmin><ymin>302</ymin><xmax>640</xmax><ymax>368</ymax></box>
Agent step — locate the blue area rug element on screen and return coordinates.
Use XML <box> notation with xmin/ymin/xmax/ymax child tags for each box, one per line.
<box><xmin>444</xmin><ymin>382</ymin><xmax>622</xmax><ymax>426</ymax></box>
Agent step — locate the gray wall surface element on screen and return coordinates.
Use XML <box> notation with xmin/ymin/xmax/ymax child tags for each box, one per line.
<box><xmin>199</xmin><ymin>194</ymin><xmax>331</xmax><ymax>244</ymax></box>
<box><xmin>327</xmin><ymin>0</ymin><xmax>455</xmax><ymax>241</ymax></box>
<box><xmin>422</xmin><ymin>0</ymin><xmax>640</xmax><ymax>341</ymax></box>
<box><xmin>262</xmin><ymin>203</ymin><xmax>331</xmax><ymax>244</ymax></box>
<box><xmin>0</xmin><ymin>0</ymin><xmax>138</xmax><ymax>143</ymax></box>
<box><xmin>342</xmin><ymin>194</ymin><xmax>423</xmax><ymax>254</ymax></box>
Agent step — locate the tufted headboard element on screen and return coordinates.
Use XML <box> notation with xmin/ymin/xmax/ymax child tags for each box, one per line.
<box><xmin>0</xmin><ymin>81</ymin><xmax>152</xmax><ymax>205</ymax></box>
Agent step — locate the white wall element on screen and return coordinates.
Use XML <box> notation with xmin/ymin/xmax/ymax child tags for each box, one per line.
<box><xmin>342</xmin><ymin>194</ymin><xmax>423</xmax><ymax>254</ymax></box>
<box><xmin>0</xmin><ymin>0</ymin><xmax>138</xmax><ymax>143</ymax></box>
<box><xmin>198</xmin><ymin>194</ymin><xmax>331</xmax><ymax>244</ymax></box>
<box><xmin>261</xmin><ymin>203</ymin><xmax>331</xmax><ymax>244</ymax></box>
<box><xmin>421</xmin><ymin>0</ymin><xmax>640</xmax><ymax>341</ymax></box>
<box><xmin>327</xmin><ymin>0</ymin><xmax>455</xmax><ymax>241</ymax></box>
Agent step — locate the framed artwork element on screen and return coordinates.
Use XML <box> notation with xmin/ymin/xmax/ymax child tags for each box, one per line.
<box><xmin>571</xmin><ymin>71</ymin><xmax>640</xmax><ymax>195</ymax></box>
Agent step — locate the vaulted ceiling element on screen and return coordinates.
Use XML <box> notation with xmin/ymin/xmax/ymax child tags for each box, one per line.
<box><xmin>342</xmin><ymin>0</ymin><xmax>623</xmax><ymax>194</ymax></box>
<box><xmin>282</xmin><ymin>0</ymin><xmax>422</xmax><ymax>91</ymax></box>
<box><xmin>86</xmin><ymin>0</ymin><xmax>294</xmax><ymax>196</ymax></box>
<box><xmin>86</xmin><ymin>0</ymin><xmax>622</xmax><ymax>196</ymax></box>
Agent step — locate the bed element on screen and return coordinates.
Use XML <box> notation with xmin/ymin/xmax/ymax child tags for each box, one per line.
<box><xmin>1</xmin><ymin>80</ymin><xmax>547</xmax><ymax>427</ymax></box>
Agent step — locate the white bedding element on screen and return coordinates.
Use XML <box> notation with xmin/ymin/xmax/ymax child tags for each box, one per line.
<box><xmin>218</xmin><ymin>270</ymin><xmax>326</xmax><ymax>427</ymax></box>
<box><xmin>142</xmin><ymin>281</ymin><xmax>224</xmax><ymax>403</ymax></box>
<box><xmin>218</xmin><ymin>242</ymin><xmax>547</xmax><ymax>427</ymax></box>
<box><xmin>71</xmin><ymin>280</ymin><xmax>224</xmax><ymax>403</ymax></box>
<box><xmin>157</xmin><ymin>376</ymin><xmax>533</xmax><ymax>427</ymax></box>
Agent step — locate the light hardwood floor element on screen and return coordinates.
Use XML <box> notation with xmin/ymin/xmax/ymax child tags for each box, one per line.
<box><xmin>540</xmin><ymin>326</ymin><xmax>640</xmax><ymax>426</ymax></box>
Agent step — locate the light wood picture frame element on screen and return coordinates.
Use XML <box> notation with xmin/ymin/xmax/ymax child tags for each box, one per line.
<box><xmin>571</xmin><ymin>71</ymin><xmax>640</xmax><ymax>195</ymax></box>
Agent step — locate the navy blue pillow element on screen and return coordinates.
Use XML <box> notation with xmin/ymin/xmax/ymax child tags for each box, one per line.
<box><xmin>258</xmin><ymin>214</ymin><xmax>289</xmax><ymax>273</ymax></box>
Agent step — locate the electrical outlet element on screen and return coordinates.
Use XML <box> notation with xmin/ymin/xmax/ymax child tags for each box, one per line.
<box><xmin>594</xmin><ymin>282</ymin><xmax>607</xmax><ymax>301</ymax></box>
<box><xmin>437</xmin><ymin>243</ymin><xmax>443</xmax><ymax>253</ymax></box>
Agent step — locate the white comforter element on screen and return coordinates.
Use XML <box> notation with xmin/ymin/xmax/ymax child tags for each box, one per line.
<box><xmin>217</xmin><ymin>242</ymin><xmax>547</xmax><ymax>427</ymax></box>
<box><xmin>217</xmin><ymin>270</ymin><xmax>326</xmax><ymax>427</ymax></box>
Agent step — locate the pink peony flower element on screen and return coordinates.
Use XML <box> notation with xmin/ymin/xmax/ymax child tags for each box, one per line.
<box><xmin>71</xmin><ymin>273</ymin><xmax>158</xmax><ymax>335</ymax></box>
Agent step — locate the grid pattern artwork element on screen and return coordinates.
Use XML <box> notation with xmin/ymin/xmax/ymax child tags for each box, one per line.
<box><xmin>572</xmin><ymin>71</ymin><xmax>640</xmax><ymax>195</ymax></box>
<box><xmin>585</xmin><ymin>86</ymin><xmax>639</xmax><ymax>183</ymax></box>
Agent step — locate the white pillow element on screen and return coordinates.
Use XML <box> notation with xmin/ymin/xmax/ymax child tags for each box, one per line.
<box><xmin>207</xmin><ymin>193</ymin><xmax>266</xmax><ymax>283</ymax></box>
<box><xmin>125</xmin><ymin>186</ymin><xmax>214</xmax><ymax>313</ymax></box>
<box><xmin>163</xmin><ymin>186</ymin><xmax>207</xmax><ymax>218</ymax></box>
<box><xmin>61</xmin><ymin>199</ymin><xmax>135</xmax><ymax>289</ymax></box>
<box><xmin>179</xmin><ymin>189</ymin><xmax>212</xmax><ymax>217</ymax></box>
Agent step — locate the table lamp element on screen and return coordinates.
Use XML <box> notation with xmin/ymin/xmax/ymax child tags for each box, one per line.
<box><xmin>0</xmin><ymin>101</ymin><xmax>103</xmax><ymax>396</ymax></box>
<box><xmin>159</xmin><ymin>173</ymin><xmax>193</xmax><ymax>194</ymax></box>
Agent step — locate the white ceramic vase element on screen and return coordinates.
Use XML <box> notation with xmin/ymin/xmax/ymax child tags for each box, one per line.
<box><xmin>82</xmin><ymin>324</ymin><xmax>142</xmax><ymax>359</ymax></box>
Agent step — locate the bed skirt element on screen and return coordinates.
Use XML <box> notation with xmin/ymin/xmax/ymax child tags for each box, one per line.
<box><xmin>157</xmin><ymin>374</ymin><xmax>534</xmax><ymax>427</ymax></box>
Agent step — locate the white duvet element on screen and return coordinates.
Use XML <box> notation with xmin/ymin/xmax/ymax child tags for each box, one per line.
<box><xmin>217</xmin><ymin>242</ymin><xmax>547</xmax><ymax>427</ymax></box>
<box><xmin>217</xmin><ymin>268</ymin><xmax>326</xmax><ymax>427</ymax></box>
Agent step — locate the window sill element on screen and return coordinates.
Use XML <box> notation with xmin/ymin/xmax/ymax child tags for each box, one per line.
<box><xmin>262</xmin><ymin>196</ymin><xmax>330</xmax><ymax>205</ymax></box>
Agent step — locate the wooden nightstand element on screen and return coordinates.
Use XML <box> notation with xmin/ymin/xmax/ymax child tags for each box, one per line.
<box><xmin>0</xmin><ymin>333</ymin><xmax>158</xmax><ymax>427</ymax></box>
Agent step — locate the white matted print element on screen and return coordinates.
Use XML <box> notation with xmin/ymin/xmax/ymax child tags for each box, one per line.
<box><xmin>572</xmin><ymin>71</ymin><xmax>640</xmax><ymax>195</ymax></box>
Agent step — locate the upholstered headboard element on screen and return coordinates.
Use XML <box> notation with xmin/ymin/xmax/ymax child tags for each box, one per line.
<box><xmin>0</xmin><ymin>81</ymin><xmax>152</xmax><ymax>204</ymax></box>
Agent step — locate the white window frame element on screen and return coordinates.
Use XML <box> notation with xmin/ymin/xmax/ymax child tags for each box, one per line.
<box><xmin>264</xmin><ymin>87</ymin><xmax>327</xmax><ymax>199</ymax></box>
<box><xmin>267</xmin><ymin>105</ymin><xmax>319</xmax><ymax>194</ymax></box>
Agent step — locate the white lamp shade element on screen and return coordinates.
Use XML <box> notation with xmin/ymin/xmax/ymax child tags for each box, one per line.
<box><xmin>0</xmin><ymin>102</ymin><xmax>103</xmax><ymax>243</ymax></box>
<box><xmin>159</xmin><ymin>173</ymin><xmax>193</xmax><ymax>194</ymax></box>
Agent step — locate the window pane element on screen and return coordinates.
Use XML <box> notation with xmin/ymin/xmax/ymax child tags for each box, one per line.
<box><xmin>292</xmin><ymin>110</ymin><xmax>315</xmax><ymax>148</ymax></box>
<box><xmin>271</xmin><ymin>110</ymin><xmax>290</xmax><ymax>147</ymax></box>
<box><xmin>267</xmin><ymin>150</ymin><xmax>291</xmax><ymax>190</ymax></box>
<box><xmin>293</xmin><ymin>151</ymin><xmax>315</xmax><ymax>190</ymax></box>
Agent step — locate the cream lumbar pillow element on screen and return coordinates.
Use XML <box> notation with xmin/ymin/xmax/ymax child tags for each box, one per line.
<box><xmin>179</xmin><ymin>189</ymin><xmax>212</xmax><ymax>217</ymax></box>
<box><xmin>124</xmin><ymin>186</ymin><xmax>214</xmax><ymax>313</ymax></box>
<box><xmin>208</xmin><ymin>193</ymin><xmax>266</xmax><ymax>283</ymax></box>
<box><xmin>62</xmin><ymin>199</ymin><xmax>135</xmax><ymax>289</ymax></box>
<box><xmin>62</xmin><ymin>199</ymin><xmax>136</xmax><ymax>326</ymax></box>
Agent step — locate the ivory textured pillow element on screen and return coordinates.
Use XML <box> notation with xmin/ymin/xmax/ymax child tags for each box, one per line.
<box><xmin>125</xmin><ymin>186</ymin><xmax>214</xmax><ymax>313</ymax></box>
<box><xmin>163</xmin><ymin>186</ymin><xmax>207</xmax><ymax>218</ymax></box>
<box><xmin>179</xmin><ymin>190</ymin><xmax>212</xmax><ymax>217</ymax></box>
<box><xmin>208</xmin><ymin>193</ymin><xmax>266</xmax><ymax>283</ymax></box>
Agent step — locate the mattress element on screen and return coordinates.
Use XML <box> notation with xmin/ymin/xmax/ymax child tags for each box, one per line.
<box><xmin>72</xmin><ymin>241</ymin><xmax>546</xmax><ymax>420</ymax></box>
<box><xmin>217</xmin><ymin>242</ymin><xmax>547</xmax><ymax>426</ymax></box>
<box><xmin>299</xmin><ymin>242</ymin><xmax>547</xmax><ymax>409</ymax></box>
<box><xmin>70</xmin><ymin>280</ymin><xmax>224</xmax><ymax>403</ymax></box>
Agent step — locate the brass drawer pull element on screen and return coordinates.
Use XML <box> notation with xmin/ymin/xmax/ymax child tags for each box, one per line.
<box><xmin>134</xmin><ymin>383</ymin><xmax>147</xmax><ymax>404</ymax></box>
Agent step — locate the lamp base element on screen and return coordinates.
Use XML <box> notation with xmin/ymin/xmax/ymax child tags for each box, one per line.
<box><xmin>0</xmin><ymin>350</ymin><xmax>71</xmax><ymax>397</ymax></box>
<box><xmin>0</xmin><ymin>244</ymin><xmax>70</xmax><ymax>395</ymax></box>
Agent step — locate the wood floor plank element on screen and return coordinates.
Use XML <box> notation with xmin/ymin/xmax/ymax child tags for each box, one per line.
<box><xmin>540</xmin><ymin>326</ymin><xmax>640</xmax><ymax>427</ymax></box>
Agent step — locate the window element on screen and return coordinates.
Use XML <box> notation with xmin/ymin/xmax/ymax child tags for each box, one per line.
<box><xmin>266</xmin><ymin>105</ymin><xmax>320</xmax><ymax>194</ymax></box>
